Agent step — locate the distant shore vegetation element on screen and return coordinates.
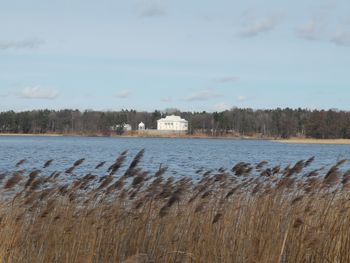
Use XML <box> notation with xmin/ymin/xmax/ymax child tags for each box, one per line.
<box><xmin>0</xmin><ymin>108</ymin><xmax>349</xmax><ymax>139</ymax></box>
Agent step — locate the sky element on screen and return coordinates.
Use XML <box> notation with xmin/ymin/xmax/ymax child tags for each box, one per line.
<box><xmin>0</xmin><ymin>0</ymin><xmax>350</xmax><ymax>112</ymax></box>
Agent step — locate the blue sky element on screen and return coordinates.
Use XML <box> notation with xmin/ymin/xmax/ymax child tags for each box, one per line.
<box><xmin>1</xmin><ymin>0</ymin><xmax>350</xmax><ymax>112</ymax></box>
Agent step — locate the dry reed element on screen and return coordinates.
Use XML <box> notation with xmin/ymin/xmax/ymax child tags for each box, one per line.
<box><xmin>0</xmin><ymin>153</ymin><xmax>350</xmax><ymax>262</ymax></box>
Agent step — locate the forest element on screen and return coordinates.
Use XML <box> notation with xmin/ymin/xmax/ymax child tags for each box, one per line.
<box><xmin>0</xmin><ymin>108</ymin><xmax>349</xmax><ymax>139</ymax></box>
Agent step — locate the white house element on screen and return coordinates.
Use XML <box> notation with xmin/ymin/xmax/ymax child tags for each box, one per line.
<box><xmin>138</xmin><ymin>122</ymin><xmax>145</xmax><ymax>130</ymax></box>
<box><xmin>157</xmin><ymin>115</ymin><xmax>188</xmax><ymax>131</ymax></box>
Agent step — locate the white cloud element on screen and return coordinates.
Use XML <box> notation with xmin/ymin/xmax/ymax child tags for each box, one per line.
<box><xmin>135</xmin><ymin>0</ymin><xmax>166</xmax><ymax>17</ymax></box>
<box><xmin>238</xmin><ymin>13</ymin><xmax>284</xmax><ymax>38</ymax></box>
<box><xmin>331</xmin><ymin>28</ymin><xmax>350</xmax><ymax>46</ymax></box>
<box><xmin>213</xmin><ymin>102</ymin><xmax>231</xmax><ymax>111</ymax></box>
<box><xmin>296</xmin><ymin>17</ymin><xmax>350</xmax><ymax>47</ymax></box>
<box><xmin>0</xmin><ymin>38</ymin><xmax>44</xmax><ymax>50</ymax></box>
<box><xmin>237</xmin><ymin>95</ymin><xmax>247</xmax><ymax>102</ymax></box>
<box><xmin>20</xmin><ymin>87</ymin><xmax>58</xmax><ymax>99</ymax></box>
<box><xmin>214</xmin><ymin>76</ymin><xmax>240</xmax><ymax>83</ymax></box>
<box><xmin>116</xmin><ymin>90</ymin><xmax>131</xmax><ymax>99</ymax></box>
<box><xmin>297</xmin><ymin>19</ymin><xmax>325</xmax><ymax>41</ymax></box>
<box><xmin>185</xmin><ymin>90</ymin><xmax>221</xmax><ymax>101</ymax></box>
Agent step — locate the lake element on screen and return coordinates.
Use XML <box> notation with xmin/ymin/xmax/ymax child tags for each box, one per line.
<box><xmin>1</xmin><ymin>136</ymin><xmax>350</xmax><ymax>179</ymax></box>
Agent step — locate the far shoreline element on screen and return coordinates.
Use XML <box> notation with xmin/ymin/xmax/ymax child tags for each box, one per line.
<box><xmin>0</xmin><ymin>132</ymin><xmax>269</xmax><ymax>141</ymax></box>
<box><xmin>0</xmin><ymin>133</ymin><xmax>64</xmax><ymax>137</ymax></box>
<box><xmin>1</xmin><ymin>133</ymin><xmax>350</xmax><ymax>144</ymax></box>
<box><xmin>276</xmin><ymin>138</ymin><xmax>350</xmax><ymax>145</ymax></box>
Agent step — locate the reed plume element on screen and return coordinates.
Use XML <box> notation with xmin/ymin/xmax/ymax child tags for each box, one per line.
<box><xmin>15</xmin><ymin>159</ymin><xmax>27</xmax><ymax>167</ymax></box>
<box><xmin>43</xmin><ymin>159</ymin><xmax>54</xmax><ymax>168</ymax></box>
<box><xmin>3</xmin><ymin>172</ymin><xmax>23</xmax><ymax>189</ymax></box>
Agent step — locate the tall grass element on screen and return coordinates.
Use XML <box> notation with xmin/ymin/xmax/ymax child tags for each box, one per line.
<box><xmin>1</xmin><ymin>151</ymin><xmax>350</xmax><ymax>262</ymax></box>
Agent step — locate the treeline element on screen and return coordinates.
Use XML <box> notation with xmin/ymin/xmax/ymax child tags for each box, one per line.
<box><xmin>0</xmin><ymin>108</ymin><xmax>349</xmax><ymax>139</ymax></box>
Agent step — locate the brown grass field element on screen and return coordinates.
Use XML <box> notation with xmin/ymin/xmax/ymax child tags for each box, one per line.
<box><xmin>1</xmin><ymin>151</ymin><xmax>350</xmax><ymax>262</ymax></box>
<box><xmin>276</xmin><ymin>138</ymin><xmax>350</xmax><ymax>145</ymax></box>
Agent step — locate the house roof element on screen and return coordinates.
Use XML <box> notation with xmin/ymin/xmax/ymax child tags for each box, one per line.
<box><xmin>158</xmin><ymin>115</ymin><xmax>188</xmax><ymax>123</ymax></box>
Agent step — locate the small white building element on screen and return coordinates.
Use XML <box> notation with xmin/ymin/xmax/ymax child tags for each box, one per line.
<box><xmin>157</xmin><ymin>115</ymin><xmax>188</xmax><ymax>131</ymax></box>
<box><xmin>138</xmin><ymin>122</ymin><xmax>145</xmax><ymax>130</ymax></box>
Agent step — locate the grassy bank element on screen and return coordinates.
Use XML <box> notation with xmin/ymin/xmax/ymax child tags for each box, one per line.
<box><xmin>276</xmin><ymin>138</ymin><xmax>350</xmax><ymax>145</ymax></box>
<box><xmin>0</xmin><ymin>133</ymin><xmax>64</xmax><ymax>137</ymax></box>
<box><xmin>0</xmin><ymin>132</ymin><xmax>268</xmax><ymax>140</ymax></box>
<box><xmin>4</xmin><ymin>132</ymin><xmax>350</xmax><ymax>143</ymax></box>
<box><xmin>1</xmin><ymin>152</ymin><xmax>350</xmax><ymax>262</ymax></box>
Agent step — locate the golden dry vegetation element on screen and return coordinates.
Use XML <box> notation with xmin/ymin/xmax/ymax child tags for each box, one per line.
<box><xmin>276</xmin><ymin>138</ymin><xmax>350</xmax><ymax>145</ymax></box>
<box><xmin>1</xmin><ymin>151</ymin><xmax>350</xmax><ymax>262</ymax></box>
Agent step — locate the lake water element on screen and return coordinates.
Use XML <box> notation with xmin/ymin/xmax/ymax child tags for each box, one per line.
<box><xmin>1</xmin><ymin>136</ymin><xmax>350</xmax><ymax>179</ymax></box>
